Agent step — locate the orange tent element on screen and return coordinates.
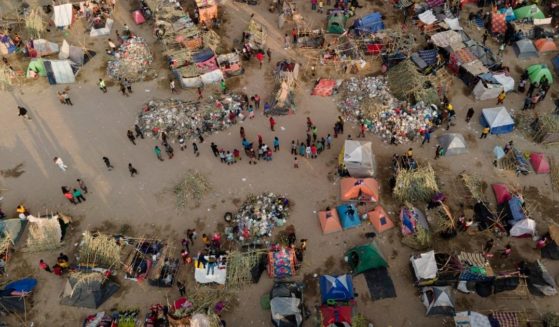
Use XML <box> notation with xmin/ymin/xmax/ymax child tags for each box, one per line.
<box><xmin>340</xmin><ymin>178</ymin><xmax>379</xmax><ymax>202</ymax></box>
<box><xmin>367</xmin><ymin>205</ymin><xmax>394</xmax><ymax>233</ymax></box>
<box><xmin>318</xmin><ymin>209</ymin><xmax>343</xmax><ymax>234</ymax></box>
<box><xmin>534</xmin><ymin>39</ymin><xmax>558</xmax><ymax>53</ymax></box>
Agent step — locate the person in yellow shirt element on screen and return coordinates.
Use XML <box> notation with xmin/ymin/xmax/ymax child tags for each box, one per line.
<box><xmin>406</xmin><ymin>148</ymin><xmax>413</xmax><ymax>158</ymax></box>
<box><xmin>480</xmin><ymin>127</ymin><xmax>490</xmax><ymax>139</ymax></box>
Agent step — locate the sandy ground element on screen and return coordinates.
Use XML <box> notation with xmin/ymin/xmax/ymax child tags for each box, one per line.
<box><xmin>0</xmin><ymin>0</ymin><xmax>558</xmax><ymax>326</ymax></box>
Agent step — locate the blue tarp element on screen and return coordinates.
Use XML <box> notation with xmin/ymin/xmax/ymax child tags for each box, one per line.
<box><xmin>418</xmin><ymin>49</ymin><xmax>438</xmax><ymax>65</ymax></box>
<box><xmin>507</xmin><ymin>196</ymin><xmax>525</xmax><ymax>225</ymax></box>
<box><xmin>353</xmin><ymin>12</ymin><xmax>384</xmax><ymax>35</ymax></box>
<box><xmin>319</xmin><ymin>274</ymin><xmax>354</xmax><ymax>304</ymax></box>
<box><xmin>192</xmin><ymin>48</ymin><xmax>215</xmax><ymax>63</ymax></box>
<box><xmin>552</xmin><ymin>55</ymin><xmax>559</xmax><ymax>74</ymax></box>
<box><xmin>4</xmin><ymin>278</ymin><xmax>38</xmax><ymax>293</ymax></box>
<box><xmin>499</xmin><ymin>7</ymin><xmax>516</xmax><ymax>22</ymax></box>
<box><xmin>493</xmin><ymin>146</ymin><xmax>505</xmax><ymax>160</ymax></box>
<box><xmin>336</xmin><ymin>204</ymin><xmax>361</xmax><ymax>230</ymax></box>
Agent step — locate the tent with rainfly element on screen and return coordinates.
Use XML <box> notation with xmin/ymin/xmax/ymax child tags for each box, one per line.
<box><xmin>340</xmin><ymin>140</ymin><xmax>375</xmax><ymax>177</ymax></box>
<box><xmin>367</xmin><ymin>205</ymin><xmax>394</xmax><ymax>233</ymax></box>
<box><xmin>421</xmin><ymin>286</ymin><xmax>455</xmax><ymax>316</ymax></box>
<box><xmin>513</xmin><ymin>39</ymin><xmax>538</xmax><ymax>59</ymax></box>
<box><xmin>319</xmin><ymin>274</ymin><xmax>354</xmax><ymax>304</ymax></box>
<box><xmin>534</xmin><ymin>39</ymin><xmax>558</xmax><ymax>53</ymax></box>
<box><xmin>437</xmin><ymin>133</ymin><xmax>467</xmax><ymax>156</ymax></box>
<box><xmin>530</xmin><ymin>152</ymin><xmax>550</xmax><ymax>174</ymax></box>
<box><xmin>340</xmin><ymin>178</ymin><xmax>379</xmax><ymax>202</ymax></box>
<box><xmin>318</xmin><ymin>209</ymin><xmax>343</xmax><ymax>234</ymax></box>
<box><xmin>492</xmin><ymin>183</ymin><xmax>511</xmax><ymax>205</ymax></box>
<box><xmin>327</xmin><ymin>11</ymin><xmax>347</xmax><ymax>34</ymax></box>
<box><xmin>513</xmin><ymin>5</ymin><xmax>545</xmax><ymax>20</ymax></box>
<box><xmin>353</xmin><ymin>12</ymin><xmax>384</xmax><ymax>35</ymax></box>
<box><xmin>527</xmin><ymin>64</ymin><xmax>553</xmax><ymax>84</ymax></box>
<box><xmin>480</xmin><ymin>107</ymin><xmax>515</xmax><ymax>135</ymax></box>
<box><xmin>336</xmin><ymin>204</ymin><xmax>361</xmax><ymax>230</ymax></box>
<box><xmin>411</xmin><ymin>251</ymin><xmax>438</xmax><ymax>281</ymax></box>
<box><xmin>345</xmin><ymin>243</ymin><xmax>387</xmax><ymax>274</ymax></box>
<box><xmin>320</xmin><ymin>305</ymin><xmax>352</xmax><ymax>327</ymax></box>
<box><xmin>60</xmin><ymin>272</ymin><xmax>120</xmax><ymax>309</ymax></box>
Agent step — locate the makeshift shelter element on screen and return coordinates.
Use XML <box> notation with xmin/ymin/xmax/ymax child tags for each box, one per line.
<box><xmin>132</xmin><ymin>10</ymin><xmax>145</xmax><ymax>25</ymax></box>
<box><xmin>25</xmin><ymin>214</ymin><xmax>71</xmax><ymax>252</ymax></box>
<box><xmin>148</xmin><ymin>254</ymin><xmax>180</xmax><ymax>288</ymax></box>
<box><xmin>411</xmin><ymin>251</ymin><xmax>438</xmax><ymax>281</ymax></box>
<box><xmin>54</xmin><ymin>4</ymin><xmax>74</xmax><ymax>28</ymax></box>
<box><xmin>421</xmin><ymin>286</ymin><xmax>455</xmax><ymax>316</ymax></box>
<box><xmin>473</xmin><ymin>80</ymin><xmax>503</xmax><ymax>100</ymax></box>
<box><xmin>42</xmin><ymin>60</ymin><xmax>76</xmax><ymax>84</ymax></box>
<box><xmin>270</xmin><ymin>282</ymin><xmax>305</xmax><ymax>327</ymax></box>
<box><xmin>0</xmin><ymin>219</ymin><xmax>26</xmax><ymax>268</ymax></box>
<box><xmin>353</xmin><ymin>12</ymin><xmax>384</xmax><ymax>35</ymax></box>
<box><xmin>506</xmin><ymin>196</ymin><xmax>526</xmax><ymax>225</ymax></box>
<box><xmin>340</xmin><ymin>178</ymin><xmax>379</xmax><ymax>202</ymax></box>
<box><xmin>437</xmin><ymin>133</ymin><xmax>467</xmax><ymax>156</ymax></box>
<box><xmin>510</xmin><ymin>218</ymin><xmax>536</xmax><ymax>237</ymax></box>
<box><xmin>78</xmin><ymin>231</ymin><xmax>121</xmax><ymax>269</ymax></box>
<box><xmin>534</xmin><ymin>39</ymin><xmax>558</xmax><ymax>53</ymax></box>
<box><xmin>336</xmin><ymin>204</ymin><xmax>361</xmax><ymax>230</ymax></box>
<box><xmin>523</xmin><ymin>260</ymin><xmax>557</xmax><ymax>296</ymax></box>
<box><xmin>513</xmin><ymin>39</ymin><xmax>538</xmax><ymax>59</ymax></box>
<box><xmin>0</xmin><ymin>34</ymin><xmax>16</xmax><ymax>56</ymax></box>
<box><xmin>454</xmin><ymin>311</ymin><xmax>491</xmax><ymax>327</ymax></box>
<box><xmin>217</xmin><ymin>53</ymin><xmax>243</xmax><ymax>77</ymax></box>
<box><xmin>387</xmin><ymin>59</ymin><xmax>439</xmax><ymax>105</ymax></box>
<box><xmin>318</xmin><ymin>209</ymin><xmax>343</xmax><ymax>234</ymax></box>
<box><xmin>541</xmin><ymin>224</ymin><xmax>559</xmax><ymax>260</ymax></box>
<box><xmin>492</xmin><ymin>73</ymin><xmax>514</xmax><ymax>92</ymax></box>
<box><xmin>393</xmin><ymin>164</ymin><xmax>438</xmax><ymax>203</ymax></box>
<box><xmin>270</xmin><ymin>60</ymin><xmax>299</xmax><ymax>115</ymax></box>
<box><xmin>268</xmin><ymin>247</ymin><xmax>297</xmax><ymax>279</ymax></box>
<box><xmin>480</xmin><ymin>107</ymin><xmax>515</xmax><ymax>135</ymax></box>
<box><xmin>319</xmin><ymin>274</ymin><xmax>354</xmax><ymax>304</ymax></box>
<box><xmin>30</xmin><ymin>39</ymin><xmax>59</xmax><ymax>57</ymax></box>
<box><xmin>400</xmin><ymin>206</ymin><xmax>429</xmax><ymax>236</ymax></box>
<box><xmin>531</xmin><ymin>115</ymin><xmax>559</xmax><ymax>145</ymax></box>
<box><xmin>0</xmin><ymin>278</ymin><xmax>37</xmax><ymax>314</ymax></box>
<box><xmin>513</xmin><ymin>5</ymin><xmax>545</xmax><ymax>20</ymax></box>
<box><xmin>366</xmin><ymin>205</ymin><xmax>394</xmax><ymax>233</ymax></box>
<box><xmin>527</xmin><ymin>64</ymin><xmax>553</xmax><ymax>84</ymax></box>
<box><xmin>90</xmin><ymin>18</ymin><xmax>113</xmax><ymax>37</ymax></box>
<box><xmin>345</xmin><ymin>243</ymin><xmax>387</xmax><ymax>274</ymax></box>
<box><xmin>320</xmin><ymin>306</ymin><xmax>352</xmax><ymax>327</ymax></box>
<box><xmin>59</xmin><ymin>40</ymin><xmax>96</xmax><ymax>66</ymax></box>
<box><xmin>195</xmin><ymin>254</ymin><xmax>227</xmax><ymax>285</ymax></box>
<box><xmin>340</xmin><ymin>140</ymin><xmax>375</xmax><ymax>177</ymax></box>
<box><xmin>311</xmin><ymin>79</ymin><xmax>337</xmax><ymax>96</ymax></box>
<box><xmin>327</xmin><ymin>12</ymin><xmax>347</xmax><ymax>34</ymax></box>
<box><xmin>492</xmin><ymin>183</ymin><xmax>511</xmax><ymax>205</ymax></box>
<box><xmin>60</xmin><ymin>272</ymin><xmax>120</xmax><ymax>309</ymax></box>
<box><xmin>245</xmin><ymin>19</ymin><xmax>267</xmax><ymax>51</ymax></box>
<box><xmin>530</xmin><ymin>152</ymin><xmax>550</xmax><ymax>174</ymax></box>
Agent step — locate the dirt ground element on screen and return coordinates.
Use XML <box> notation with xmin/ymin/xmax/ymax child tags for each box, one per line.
<box><xmin>0</xmin><ymin>0</ymin><xmax>558</xmax><ymax>326</ymax></box>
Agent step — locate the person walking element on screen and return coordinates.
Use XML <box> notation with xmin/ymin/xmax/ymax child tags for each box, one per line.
<box><xmin>284</xmin><ymin>33</ymin><xmax>290</xmax><ymax>49</ymax></box>
<box><xmin>170</xmin><ymin>80</ymin><xmax>177</xmax><ymax>93</ymax></box>
<box><xmin>154</xmin><ymin>146</ymin><xmax>164</xmax><ymax>161</ymax></box>
<box><xmin>63</xmin><ymin>91</ymin><xmax>73</xmax><ymax>105</ymax></box>
<box><xmin>197</xmin><ymin>86</ymin><xmax>203</xmax><ymax>99</ymax></box>
<box><xmin>291</xmin><ymin>140</ymin><xmax>297</xmax><ymax>155</ymax></box>
<box><xmin>306</xmin><ymin>117</ymin><xmax>313</xmax><ymax>132</ymax></box>
<box><xmin>77</xmin><ymin>178</ymin><xmax>88</xmax><ymax>194</ymax></box>
<box><xmin>240</xmin><ymin>126</ymin><xmax>245</xmax><ymax>139</ymax></box>
<box><xmin>434</xmin><ymin>144</ymin><xmax>442</xmax><ymax>159</ymax></box>
<box><xmin>64</xmin><ymin>190</ymin><xmax>76</xmax><ymax>204</ymax></box>
<box><xmin>266</xmin><ymin>48</ymin><xmax>272</xmax><ymax>63</ymax></box>
<box><xmin>128</xmin><ymin>163</ymin><xmax>138</xmax><ymax>177</ymax></box>
<box><xmin>522</xmin><ymin>96</ymin><xmax>531</xmax><ymax>110</ymax></box>
<box><xmin>124</xmin><ymin>78</ymin><xmax>132</xmax><ymax>93</ymax></box>
<box><xmin>273</xmin><ymin>137</ymin><xmax>280</xmax><ymax>151</ymax></box>
<box><xmin>192</xmin><ymin>142</ymin><xmax>199</xmax><ymax>157</ymax></box>
<box><xmin>53</xmin><ymin>157</ymin><xmax>68</xmax><ymax>171</ymax></box>
<box><xmin>483</xmin><ymin>239</ymin><xmax>494</xmax><ymax>255</ymax></box>
<box><xmin>480</xmin><ymin>127</ymin><xmax>490</xmax><ymax>139</ymax></box>
<box><xmin>102</xmin><ymin>156</ymin><xmax>114</xmax><ymax>170</ymax></box>
<box><xmin>421</xmin><ymin>130</ymin><xmax>431</xmax><ymax>145</ymax></box>
<box><xmin>269</xmin><ymin>116</ymin><xmax>276</xmax><ymax>131</ymax></box>
<box><xmin>293</xmin><ymin>156</ymin><xmax>299</xmax><ymax>168</ymax></box>
<box><xmin>134</xmin><ymin>124</ymin><xmax>144</xmax><ymax>139</ymax></box>
<box><xmin>326</xmin><ymin>134</ymin><xmax>332</xmax><ymax>149</ymax></box>
<box><xmin>127</xmin><ymin>130</ymin><xmax>136</xmax><ymax>145</ymax></box>
<box><xmin>73</xmin><ymin>188</ymin><xmax>86</xmax><ymax>203</ymax></box>
<box><xmin>291</xmin><ymin>27</ymin><xmax>298</xmax><ymax>44</ymax></box>
<box><xmin>165</xmin><ymin>143</ymin><xmax>174</xmax><ymax>159</ymax></box>
<box><xmin>57</xmin><ymin>91</ymin><xmax>66</xmax><ymax>104</ymax></box>
<box><xmin>98</xmin><ymin>78</ymin><xmax>107</xmax><ymax>93</ymax></box>
<box><xmin>39</xmin><ymin>260</ymin><xmax>52</xmax><ymax>273</ymax></box>
<box><xmin>496</xmin><ymin>90</ymin><xmax>506</xmax><ymax>104</ymax></box>
<box><xmin>311</xmin><ymin>125</ymin><xmax>318</xmax><ymax>142</ymax></box>
<box><xmin>358</xmin><ymin>123</ymin><xmax>366</xmax><ymax>138</ymax></box>
<box><xmin>465</xmin><ymin>107</ymin><xmax>475</xmax><ymax>122</ymax></box>
<box><xmin>177</xmin><ymin>281</ymin><xmax>186</xmax><ymax>297</ymax></box>
<box><xmin>482</xmin><ymin>30</ymin><xmax>488</xmax><ymax>45</ymax></box>
<box><xmin>305</xmin><ymin>145</ymin><xmax>311</xmax><ymax>158</ymax></box>
<box><xmin>527</xmin><ymin>82</ymin><xmax>538</xmax><ymax>97</ymax></box>
<box><xmin>253</xmin><ymin>94</ymin><xmax>260</xmax><ymax>110</ymax></box>
<box><xmin>337</xmin><ymin>116</ymin><xmax>344</xmax><ymax>134</ymax></box>
<box><xmin>18</xmin><ymin>106</ymin><xmax>31</xmax><ymax>120</ymax></box>
<box><xmin>256</xmin><ymin>51</ymin><xmax>264</xmax><ymax>69</ymax></box>
<box><xmin>210</xmin><ymin>142</ymin><xmax>219</xmax><ymax>157</ymax></box>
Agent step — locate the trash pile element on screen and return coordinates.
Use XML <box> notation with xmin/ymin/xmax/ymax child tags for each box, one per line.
<box><xmin>136</xmin><ymin>94</ymin><xmax>244</xmax><ymax>139</ymax></box>
<box><xmin>226</xmin><ymin>193</ymin><xmax>290</xmax><ymax>242</ymax></box>
<box><xmin>338</xmin><ymin>76</ymin><xmax>439</xmax><ymax>143</ymax></box>
<box><xmin>107</xmin><ymin>37</ymin><xmax>154</xmax><ymax>82</ymax></box>
<box><xmin>174</xmin><ymin>170</ymin><xmax>212</xmax><ymax>209</ymax></box>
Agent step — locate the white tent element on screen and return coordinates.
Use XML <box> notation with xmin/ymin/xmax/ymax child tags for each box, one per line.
<box><xmin>493</xmin><ymin>73</ymin><xmax>515</xmax><ymax>92</ymax></box>
<box><xmin>438</xmin><ymin>133</ymin><xmax>467</xmax><ymax>156</ymax></box>
<box><xmin>33</xmin><ymin>39</ymin><xmax>59</xmax><ymax>56</ymax></box>
<box><xmin>510</xmin><ymin>218</ymin><xmax>536</xmax><ymax>237</ymax></box>
<box><xmin>473</xmin><ymin>80</ymin><xmax>503</xmax><ymax>100</ymax></box>
<box><xmin>54</xmin><ymin>4</ymin><xmax>73</xmax><ymax>27</ymax></box>
<box><xmin>90</xmin><ymin>19</ymin><xmax>114</xmax><ymax>37</ymax></box>
<box><xmin>454</xmin><ymin>311</ymin><xmax>491</xmax><ymax>327</ymax></box>
<box><xmin>411</xmin><ymin>251</ymin><xmax>437</xmax><ymax>280</ymax></box>
<box><xmin>343</xmin><ymin>140</ymin><xmax>375</xmax><ymax>177</ymax></box>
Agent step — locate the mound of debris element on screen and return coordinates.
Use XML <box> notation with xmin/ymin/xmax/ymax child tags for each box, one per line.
<box><xmin>107</xmin><ymin>37</ymin><xmax>154</xmax><ymax>82</ymax></box>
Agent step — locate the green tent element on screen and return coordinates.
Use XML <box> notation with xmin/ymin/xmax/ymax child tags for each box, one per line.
<box><xmin>26</xmin><ymin>59</ymin><xmax>47</xmax><ymax>78</ymax></box>
<box><xmin>527</xmin><ymin>64</ymin><xmax>553</xmax><ymax>84</ymax></box>
<box><xmin>345</xmin><ymin>243</ymin><xmax>387</xmax><ymax>274</ymax></box>
<box><xmin>327</xmin><ymin>14</ymin><xmax>347</xmax><ymax>34</ymax></box>
<box><xmin>513</xmin><ymin>5</ymin><xmax>545</xmax><ymax>20</ymax></box>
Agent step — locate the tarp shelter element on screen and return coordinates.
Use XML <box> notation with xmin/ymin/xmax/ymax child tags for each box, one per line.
<box><xmin>90</xmin><ymin>19</ymin><xmax>114</xmax><ymax>37</ymax></box>
<box><xmin>0</xmin><ymin>34</ymin><xmax>16</xmax><ymax>55</ymax></box>
<box><xmin>31</xmin><ymin>39</ymin><xmax>59</xmax><ymax>57</ymax></box>
<box><xmin>418</xmin><ymin>49</ymin><xmax>438</xmax><ymax>65</ymax></box>
<box><xmin>513</xmin><ymin>39</ymin><xmax>538</xmax><ymax>59</ymax></box>
<box><xmin>345</xmin><ymin>243</ymin><xmax>387</xmax><ymax>274</ymax></box>
<box><xmin>530</xmin><ymin>152</ymin><xmax>550</xmax><ymax>174</ymax></box>
<box><xmin>54</xmin><ymin>4</ymin><xmax>74</xmax><ymax>28</ymax></box>
<box><xmin>4</xmin><ymin>278</ymin><xmax>38</xmax><ymax>293</ymax></box>
<box><xmin>492</xmin><ymin>13</ymin><xmax>506</xmax><ymax>34</ymax></box>
<box><xmin>473</xmin><ymin>80</ymin><xmax>503</xmax><ymax>100</ymax></box>
<box><xmin>367</xmin><ymin>205</ymin><xmax>394</xmax><ymax>233</ymax></box>
<box><xmin>353</xmin><ymin>12</ymin><xmax>384</xmax><ymax>35</ymax></box>
<box><xmin>507</xmin><ymin>196</ymin><xmax>526</xmax><ymax>226</ymax></box>
<box><xmin>492</xmin><ymin>73</ymin><xmax>515</xmax><ymax>92</ymax></box>
<box><xmin>340</xmin><ymin>178</ymin><xmax>379</xmax><ymax>202</ymax></box>
<box><xmin>59</xmin><ymin>40</ymin><xmax>96</xmax><ymax>66</ymax></box>
<box><xmin>418</xmin><ymin>10</ymin><xmax>437</xmax><ymax>25</ymax></box>
<box><xmin>437</xmin><ymin>133</ymin><xmax>467</xmax><ymax>156</ymax></box>
<box><xmin>468</xmin><ymin>44</ymin><xmax>496</xmax><ymax>67</ymax></box>
<box><xmin>411</xmin><ymin>251</ymin><xmax>437</xmax><ymax>281</ymax></box>
<box><xmin>270</xmin><ymin>282</ymin><xmax>304</xmax><ymax>327</ymax></box>
<box><xmin>320</xmin><ymin>305</ymin><xmax>352</xmax><ymax>327</ymax></box>
<box><xmin>268</xmin><ymin>247</ymin><xmax>297</xmax><ymax>279</ymax></box>
<box><xmin>426</xmin><ymin>0</ymin><xmax>444</xmax><ymax>8</ymax></box>
<box><xmin>493</xmin><ymin>146</ymin><xmax>505</xmax><ymax>160</ymax></box>
<box><xmin>341</xmin><ymin>140</ymin><xmax>375</xmax><ymax>177</ymax></box>
<box><xmin>318</xmin><ymin>209</ymin><xmax>343</xmax><ymax>234</ymax></box>
<box><xmin>491</xmin><ymin>183</ymin><xmax>511</xmax><ymax>205</ymax></box>
<box><xmin>513</xmin><ymin>5</ymin><xmax>545</xmax><ymax>20</ymax></box>
<box><xmin>421</xmin><ymin>286</ymin><xmax>455</xmax><ymax>316</ymax></box>
<box><xmin>194</xmin><ymin>254</ymin><xmax>227</xmax><ymax>285</ymax></box>
<box><xmin>400</xmin><ymin>206</ymin><xmax>429</xmax><ymax>236</ymax></box>
<box><xmin>60</xmin><ymin>273</ymin><xmax>120</xmax><ymax>308</ymax></box>
<box><xmin>552</xmin><ymin>55</ymin><xmax>559</xmax><ymax>74</ymax></box>
<box><xmin>534</xmin><ymin>39</ymin><xmax>558</xmax><ymax>53</ymax></box>
<box><xmin>480</xmin><ymin>107</ymin><xmax>515</xmax><ymax>135</ymax></box>
<box><xmin>132</xmin><ymin>10</ymin><xmax>146</xmax><ymax>25</ymax></box>
<box><xmin>510</xmin><ymin>218</ymin><xmax>536</xmax><ymax>237</ymax></box>
<box><xmin>336</xmin><ymin>204</ymin><xmax>361</xmax><ymax>230</ymax></box>
<box><xmin>319</xmin><ymin>274</ymin><xmax>354</xmax><ymax>303</ymax></box>
<box><xmin>44</xmin><ymin>60</ymin><xmax>76</xmax><ymax>84</ymax></box>
<box><xmin>327</xmin><ymin>12</ymin><xmax>347</xmax><ymax>34</ymax></box>
<box><xmin>0</xmin><ymin>219</ymin><xmax>26</xmax><ymax>245</ymax></box>
<box><xmin>311</xmin><ymin>79</ymin><xmax>337</xmax><ymax>96</ymax></box>
<box><xmin>527</xmin><ymin>64</ymin><xmax>553</xmax><ymax>84</ymax></box>
<box><xmin>454</xmin><ymin>311</ymin><xmax>491</xmax><ymax>327</ymax></box>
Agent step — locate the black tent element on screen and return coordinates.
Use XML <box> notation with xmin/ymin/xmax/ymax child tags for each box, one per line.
<box><xmin>60</xmin><ymin>273</ymin><xmax>120</xmax><ymax>309</ymax></box>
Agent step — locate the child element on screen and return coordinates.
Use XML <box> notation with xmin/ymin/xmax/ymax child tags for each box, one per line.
<box><xmin>219</xmin><ymin>150</ymin><xmax>226</xmax><ymax>163</ymax></box>
<box><xmin>293</xmin><ymin>157</ymin><xmax>299</xmax><ymax>168</ymax></box>
<box><xmin>233</xmin><ymin>149</ymin><xmax>241</xmax><ymax>162</ymax></box>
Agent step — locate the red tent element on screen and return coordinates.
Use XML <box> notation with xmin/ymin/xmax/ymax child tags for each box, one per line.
<box><xmin>321</xmin><ymin>305</ymin><xmax>352</xmax><ymax>326</ymax></box>
<box><xmin>492</xmin><ymin>13</ymin><xmax>506</xmax><ymax>34</ymax></box>
<box><xmin>132</xmin><ymin>10</ymin><xmax>145</xmax><ymax>25</ymax></box>
<box><xmin>312</xmin><ymin>79</ymin><xmax>337</xmax><ymax>96</ymax></box>
<box><xmin>530</xmin><ymin>152</ymin><xmax>550</xmax><ymax>174</ymax></box>
<box><xmin>492</xmin><ymin>183</ymin><xmax>511</xmax><ymax>205</ymax></box>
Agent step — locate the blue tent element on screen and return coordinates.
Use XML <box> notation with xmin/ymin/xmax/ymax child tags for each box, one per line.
<box><xmin>319</xmin><ymin>274</ymin><xmax>354</xmax><ymax>304</ymax></box>
<box><xmin>4</xmin><ymin>278</ymin><xmax>38</xmax><ymax>293</ymax></box>
<box><xmin>353</xmin><ymin>12</ymin><xmax>384</xmax><ymax>35</ymax></box>
<box><xmin>507</xmin><ymin>196</ymin><xmax>525</xmax><ymax>225</ymax></box>
<box><xmin>480</xmin><ymin>107</ymin><xmax>515</xmax><ymax>135</ymax></box>
<box><xmin>418</xmin><ymin>49</ymin><xmax>438</xmax><ymax>65</ymax></box>
<box><xmin>552</xmin><ymin>55</ymin><xmax>559</xmax><ymax>75</ymax></box>
<box><xmin>336</xmin><ymin>204</ymin><xmax>361</xmax><ymax>230</ymax></box>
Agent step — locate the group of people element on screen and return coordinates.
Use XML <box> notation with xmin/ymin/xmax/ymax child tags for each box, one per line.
<box><xmin>39</xmin><ymin>252</ymin><xmax>70</xmax><ymax>276</ymax></box>
<box><xmin>520</xmin><ymin>74</ymin><xmax>551</xmax><ymax>111</ymax></box>
<box><xmin>61</xmin><ymin>180</ymin><xmax>88</xmax><ymax>205</ymax></box>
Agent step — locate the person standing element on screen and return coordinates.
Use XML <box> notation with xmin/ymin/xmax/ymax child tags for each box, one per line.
<box><xmin>326</xmin><ymin>134</ymin><xmax>332</xmax><ymax>149</ymax></box>
<box><xmin>119</xmin><ymin>82</ymin><xmax>128</xmax><ymax>96</ymax></box>
<box><xmin>273</xmin><ymin>137</ymin><xmax>280</xmax><ymax>151</ymax></box>
<box><xmin>496</xmin><ymin>90</ymin><xmax>506</xmax><ymax>104</ymax></box>
<box><xmin>170</xmin><ymin>79</ymin><xmax>177</xmax><ymax>93</ymax></box>
<box><xmin>18</xmin><ymin>106</ymin><xmax>31</xmax><ymax>120</ymax></box>
<box><xmin>522</xmin><ymin>96</ymin><xmax>531</xmax><ymax>110</ymax></box>
<box><xmin>291</xmin><ymin>140</ymin><xmax>297</xmax><ymax>155</ymax></box>
<box><xmin>210</xmin><ymin>142</ymin><xmax>219</xmax><ymax>157</ymax></box>
<box><xmin>39</xmin><ymin>260</ymin><xmax>51</xmax><ymax>273</ymax></box>
<box><xmin>240</xmin><ymin>127</ymin><xmax>245</xmax><ymax>139</ymax></box>
<box><xmin>253</xmin><ymin>94</ymin><xmax>260</xmax><ymax>110</ymax></box>
<box><xmin>57</xmin><ymin>91</ymin><xmax>66</xmax><ymax>104</ymax></box>
<box><xmin>337</xmin><ymin>116</ymin><xmax>344</xmax><ymax>134</ymax></box>
<box><xmin>128</xmin><ymin>163</ymin><xmax>138</xmax><ymax>177</ymax></box>
<box><xmin>306</xmin><ymin>117</ymin><xmax>313</xmax><ymax>132</ymax></box>
<box><xmin>53</xmin><ymin>157</ymin><xmax>68</xmax><ymax>171</ymax></box>
<box><xmin>63</xmin><ymin>91</ymin><xmax>73</xmax><ymax>105</ymax></box>
<box><xmin>177</xmin><ymin>281</ymin><xmax>186</xmax><ymax>297</ymax></box>
<box><xmin>501</xmin><ymin>244</ymin><xmax>512</xmax><ymax>257</ymax></box>
<box><xmin>293</xmin><ymin>156</ymin><xmax>299</xmax><ymax>168</ymax></box>
<box><xmin>98</xmin><ymin>78</ymin><xmax>107</xmax><ymax>93</ymax></box>
<box><xmin>154</xmin><ymin>146</ymin><xmax>164</xmax><ymax>161</ymax></box>
<box><xmin>197</xmin><ymin>86</ymin><xmax>203</xmax><ymax>99</ymax></box>
<box><xmin>527</xmin><ymin>82</ymin><xmax>538</xmax><ymax>97</ymax></box>
<box><xmin>124</xmin><ymin>78</ymin><xmax>132</xmax><ymax>93</ymax></box>
<box><xmin>421</xmin><ymin>129</ymin><xmax>431</xmax><ymax>145</ymax></box>
<box><xmin>284</xmin><ymin>33</ymin><xmax>290</xmax><ymax>49</ymax></box>
<box><xmin>134</xmin><ymin>124</ymin><xmax>144</xmax><ymax>139</ymax></box>
<box><xmin>102</xmin><ymin>156</ymin><xmax>114</xmax><ymax>170</ymax></box>
<box><xmin>291</xmin><ymin>27</ymin><xmax>298</xmax><ymax>44</ymax></box>
<box><xmin>269</xmin><ymin>116</ymin><xmax>276</xmax><ymax>131</ymax></box>
<box><xmin>358</xmin><ymin>123</ymin><xmax>366</xmax><ymax>138</ymax></box>
<box><xmin>480</xmin><ymin>127</ymin><xmax>490</xmax><ymax>139</ymax></box>
<box><xmin>248</xmin><ymin>148</ymin><xmax>257</xmax><ymax>165</ymax></box>
<box><xmin>77</xmin><ymin>178</ymin><xmax>88</xmax><ymax>194</ymax></box>
<box><xmin>64</xmin><ymin>190</ymin><xmax>76</xmax><ymax>204</ymax></box>
<box><xmin>192</xmin><ymin>142</ymin><xmax>199</xmax><ymax>157</ymax></box>
<box><xmin>73</xmin><ymin>188</ymin><xmax>86</xmax><ymax>203</ymax></box>
<box><xmin>483</xmin><ymin>239</ymin><xmax>494</xmax><ymax>255</ymax></box>
<box><xmin>127</xmin><ymin>130</ymin><xmax>136</xmax><ymax>145</ymax></box>
<box><xmin>434</xmin><ymin>144</ymin><xmax>442</xmax><ymax>160</ymax></box>
<box><xmin>482</xmin><ymin>30</ymin><xmax>488</xmax><ymax>45</ymax></box>
<box><xmin>256</xmin><ymin>51</ymin><xmax>264</xmax><ymax>69</ymax></box>
<box><xmin>266</xmin><ymin>48</ymin><xmax>272</xmax><ymax>63</ymax></box>
<box><xmin>465</xmin><ymin>107</ymin><xmax>475</xmax><ymax>122</ymax></box>
<box><xmin>311</xmin><ymin>125</ymin><xmax>318</xmax><ymax>142</ymax></box>
<box><xmin>165</xmin><ymin>143</ymin><xmax>174</xmax><ymax>159</ymax></box>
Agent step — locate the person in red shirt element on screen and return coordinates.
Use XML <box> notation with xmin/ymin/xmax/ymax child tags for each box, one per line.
<box><xmin>39</xmin><ymin>259</ymin><xmax>51</xmax><ymax>273</ymax></box>
<box><xmin>53</xmin><ymin>264</ymin><xmax>63</xmax><ymax>276</ymax></box>
<box><xmin>256</xmin><ymin>52</ymin><xmax>264</xmax><ymax>69</ymax></box>
<box><xmin>269</xmin><ymin>117</ymin><xmax>276</xmax><ymax>131</ymax></box>
<box><xmin>311</xmin><ymin>144</ymin><xmax>318</xmax><ymax>158</ymax></box>
<box><xmin>359</xmin><ymin>123</ymin><xmax>366</xmax><ymax>138</ymax></box>
<box><xmin>233</xmin><ymin>149</ymin><xmax>241</xmax><ymax>162</ymax></box>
